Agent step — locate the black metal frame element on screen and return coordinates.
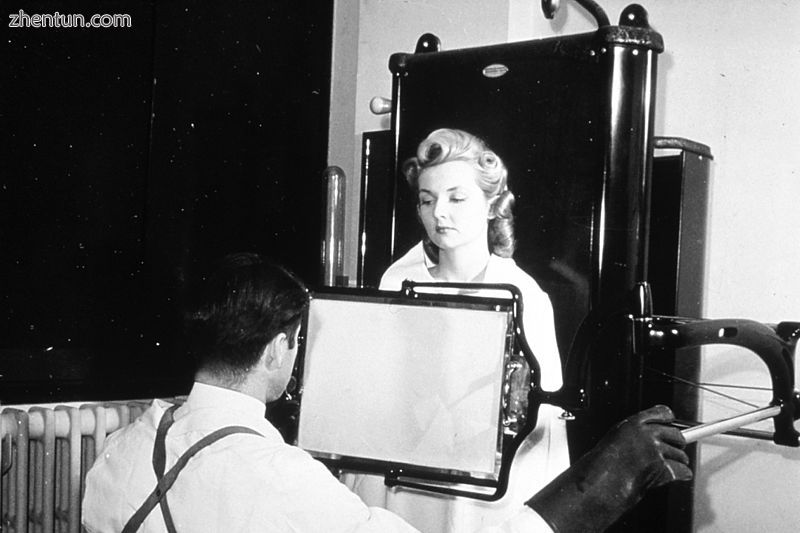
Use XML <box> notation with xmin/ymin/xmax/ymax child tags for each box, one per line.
<box><xmin>557</xmin><ymin>282</ymin><xmax>800</xmax><ymax>446</ymax></box>
<box><xmin>293</xmin><ymin>282</ymin><xmax>540</xmax><ymax>501</ymax></box>
<box><xmin>290</xmin><ymin>281</ymin><xmax>799</xmax><ymax>504</ymax></box>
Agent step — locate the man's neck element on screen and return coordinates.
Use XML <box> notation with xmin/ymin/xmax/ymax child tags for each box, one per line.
<box><xmin>195</xmin><ymin>370</ymin><xmax>269</xmax><ymax>405</ymax></box>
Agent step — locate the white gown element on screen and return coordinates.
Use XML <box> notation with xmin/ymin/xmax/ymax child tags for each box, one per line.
<box><xmin>342</xmin><ymin>242</ymin><xmax>570</xmax><ymax>532</ymax></box>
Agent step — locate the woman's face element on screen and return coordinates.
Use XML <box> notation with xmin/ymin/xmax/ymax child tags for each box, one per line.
<box><xmin>417</xmin><ymin>160</ymin><xmax>492</xmax><ymax>254</ymax></box>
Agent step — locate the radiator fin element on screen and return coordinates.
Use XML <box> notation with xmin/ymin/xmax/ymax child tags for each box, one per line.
<box><xmin>1</xmin><ymin>400</ymin><xmax>179</xmax><ymax>532</ymax></box>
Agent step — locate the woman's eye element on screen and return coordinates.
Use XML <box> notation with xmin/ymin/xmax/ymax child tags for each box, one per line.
<box><xmin>419</xmin><ymin>199</ymin><xmax>433</xmax><ymax>207</ymax></box>
<box><xmin>451</xmin><ymin>196</ymin><xmax>466</xmax><ymax>203</ymax></box>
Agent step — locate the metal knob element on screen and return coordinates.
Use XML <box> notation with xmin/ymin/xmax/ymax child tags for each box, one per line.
<box><xmin>369</xmin><ymin>96</ymin><xmax>392</xmax><ymax>115</ymax></box>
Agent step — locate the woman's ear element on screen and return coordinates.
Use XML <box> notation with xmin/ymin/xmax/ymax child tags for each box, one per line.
<box><xmin>487</xmin><ymin>195</ymin><xmax>499</xmax><ymax>220</ymax></box>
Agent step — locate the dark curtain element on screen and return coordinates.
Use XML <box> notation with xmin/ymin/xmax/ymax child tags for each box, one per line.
<box><xmin>1</xmin><ymin>1</ymin><xmax>333</xmax><ymax>402</ymax></box>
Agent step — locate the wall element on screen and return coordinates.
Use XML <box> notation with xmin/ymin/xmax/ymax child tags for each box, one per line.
<box><xmin>329</xmin><ymin>0</ymin><xmax>800</xmax><ymax>531</ymax></box>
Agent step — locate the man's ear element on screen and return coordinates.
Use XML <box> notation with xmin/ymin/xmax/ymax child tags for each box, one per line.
<box><xmin>263</xmin><ymin>332</ymin><xmax>289</xmax><ymax>371</ymax></box>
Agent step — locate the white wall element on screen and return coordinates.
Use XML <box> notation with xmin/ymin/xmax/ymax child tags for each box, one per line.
<box><xmin>329</xmin><ymin>1</ymin><xmax>800</xmax><ymax>530</ymax></box>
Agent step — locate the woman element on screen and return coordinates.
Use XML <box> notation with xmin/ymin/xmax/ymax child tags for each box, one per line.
<box><xmin>344</xmin><ymin>128</ymin><xmax>570</xmax><ymax>531</ymax></box>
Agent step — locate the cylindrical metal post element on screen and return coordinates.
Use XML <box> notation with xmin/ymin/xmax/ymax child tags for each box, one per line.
<box><xmin>322</xmin><ymin>166</ymin><xmax>347</xmax><ymax>286</ymax></box>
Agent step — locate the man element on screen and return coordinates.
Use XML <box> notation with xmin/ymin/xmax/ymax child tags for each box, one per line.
<box><xmin>82</xmin><ymin>253</ymin><xmax>692</xmax><ymax>533</ymax></box>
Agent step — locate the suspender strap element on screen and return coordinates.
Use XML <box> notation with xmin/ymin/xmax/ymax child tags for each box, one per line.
<box><xmin>122</xmin><ymin>404</ymin><xmax>263</xmax><ymax>533</ymax></box>
<box><xmin>153</xmin><ymin>405</ymin><xmax>179</xmax><ymax>532</ymax></box>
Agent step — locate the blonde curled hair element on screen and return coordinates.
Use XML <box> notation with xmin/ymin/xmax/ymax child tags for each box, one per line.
<box><xmin>403</xmin><ymin>128</ymin><xmax>515</xmax><ymax>259</ymax></box>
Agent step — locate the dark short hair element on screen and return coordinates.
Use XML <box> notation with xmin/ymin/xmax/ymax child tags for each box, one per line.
<box><xmin>185</xmin><ymin>253</ymin><xmax>309</xmax><ymax>382</ymax></box>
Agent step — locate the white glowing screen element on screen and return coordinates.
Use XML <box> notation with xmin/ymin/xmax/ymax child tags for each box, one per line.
<box><xmin>296</xmin><ymin>296</ymin><xmax>510</xmax><ymax>476</ymax></box>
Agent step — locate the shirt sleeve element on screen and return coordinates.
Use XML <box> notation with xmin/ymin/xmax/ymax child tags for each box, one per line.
<box><xmin>267</xmin><ymin>444</ymin><xmax>554</xmax><ymax>533</ymax></box>
<box><xmin>379</xmin><ymin>266</ymin><xmax>402</xmax><ymax>290</ymax></box>
<box><xmin>239</xmin><ymin>443</ymin><xmax>421</xmax><ymax>533</ymax></box>
<box><xmin>519</xmin><ymin>276</ymin><xmax>563</xmax><ymax>391</ymax></box>
<box><xmin>379</xmin><ymin>242</ymin><xmax>428</xmax><ymax>290</ymax></box>
<box><xmin>275</xmin><ymin>449</ymin><xmax>553</xmax><ymax>533</ymax></box>
<box><xmin>478</xmin><ymin>506</ymin><xmax>555</xmax><ymax>533</ymax></box>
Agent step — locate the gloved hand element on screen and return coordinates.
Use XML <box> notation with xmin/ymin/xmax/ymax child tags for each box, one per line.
<box><xmin>526</xmin><ymin>405</ymin><xmax>692</xmax><ymax>533</ymax></box>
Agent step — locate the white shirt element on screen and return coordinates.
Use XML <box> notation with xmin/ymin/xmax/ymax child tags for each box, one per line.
<box><xmin>380</xmin><ymin>242</ymin><xmax>563</xmax><ymax>392</ymax></box>
<box><xmin>343</xmin><ymin>242</ymin><xmax>568</xmax><ymax>533</ymax></box>
<box><xmin>82</xmin><ymin>382</ymin><xmax>554</xmax><ymax>533</ymax></box>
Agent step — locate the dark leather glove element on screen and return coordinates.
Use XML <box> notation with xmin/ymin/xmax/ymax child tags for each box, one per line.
<box><xmin>526</xmin><ymin>405</ymin><xmax>692</xmax><ymax>533</ymax></box>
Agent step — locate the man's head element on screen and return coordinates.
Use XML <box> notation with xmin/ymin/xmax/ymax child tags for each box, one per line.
<box><xmin>185</xmin><ymin>253</ymin><xmax>309</xmax><ymax>401</ymax></box>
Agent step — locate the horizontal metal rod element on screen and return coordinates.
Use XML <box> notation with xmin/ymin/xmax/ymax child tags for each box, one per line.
<box><xmin>681</xmin><ymin>405</ymin><xmax>782</xmax><ymax>444</ymax></box>
<box><xmin>672</xmin><ymin>419</ymin><xmax>774</xmax><ymax>442</ymax></box>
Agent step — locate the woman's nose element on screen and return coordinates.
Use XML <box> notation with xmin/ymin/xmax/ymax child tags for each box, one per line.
<box><xmin>433</xmin><ymin>198</ymin><xmax>448</xmax><ymax>219</ymax></box>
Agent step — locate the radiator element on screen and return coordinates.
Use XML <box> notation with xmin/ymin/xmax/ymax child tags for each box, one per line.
<box><xmin>0</xmin><ymin>400</ymin><xmax>165</xmax><ymax>533</ymax></box>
